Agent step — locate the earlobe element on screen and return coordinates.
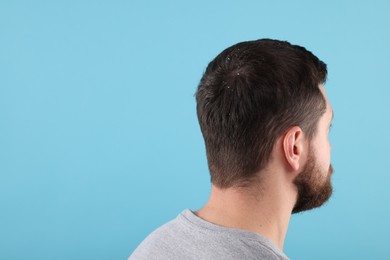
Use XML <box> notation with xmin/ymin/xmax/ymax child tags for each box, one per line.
<box><xmin>283</xmin><ymin>127</ymin><xmax>304</xmax><ymax>172</ymax></box>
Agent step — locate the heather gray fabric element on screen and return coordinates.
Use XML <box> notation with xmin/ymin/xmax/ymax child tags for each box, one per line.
<box><xmin>129</xmin><ymin>209</ymin><xmax>290</xmax><ymax>260</ymax></box>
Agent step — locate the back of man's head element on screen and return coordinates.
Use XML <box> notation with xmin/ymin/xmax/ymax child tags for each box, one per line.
<box><xmin>195</xmin><ymin>39</ymin><xmax>327</xmax><ymax>189</ymax></box>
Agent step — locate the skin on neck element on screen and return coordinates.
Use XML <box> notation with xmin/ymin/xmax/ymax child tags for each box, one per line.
<box><xmin>195</xmin><ymin>131</ymin><xmax>308</xmax><ymax>250</ymax></box>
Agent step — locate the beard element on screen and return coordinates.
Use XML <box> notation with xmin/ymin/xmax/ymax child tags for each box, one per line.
<box><xmin>292</xmin><ymin>148</ymin><xmax>334</xmax><ymax>214</ymax></box>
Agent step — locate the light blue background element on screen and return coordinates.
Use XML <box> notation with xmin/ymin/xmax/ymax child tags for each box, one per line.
<box><xmin>1</xmin><ymin>1</ymin><xmax>389</xmax><ymax>259</ymax></box>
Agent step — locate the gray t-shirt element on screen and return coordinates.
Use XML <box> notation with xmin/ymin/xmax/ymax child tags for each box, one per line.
<box><xmin>129</xmin><ymin>209</ymin><xmax>290</xmax><ymax>260</ymax></box>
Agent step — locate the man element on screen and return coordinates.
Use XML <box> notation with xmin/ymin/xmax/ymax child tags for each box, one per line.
<box><xmin>130</xmin><ymin>39</ymin><xmax>334</xmax><ymax>260</ymax></box>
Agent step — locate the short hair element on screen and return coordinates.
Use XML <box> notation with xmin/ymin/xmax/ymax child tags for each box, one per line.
<box><xmin>195</xmin><ymin>39</ymin><xmax>327</xmax><ymax>189</ymax></box>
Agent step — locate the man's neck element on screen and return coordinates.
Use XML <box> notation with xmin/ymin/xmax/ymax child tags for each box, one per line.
<box><xmin>195</xmin><ymin>182</ymin><xmax>296</xmax><ymax>250</ymax></box>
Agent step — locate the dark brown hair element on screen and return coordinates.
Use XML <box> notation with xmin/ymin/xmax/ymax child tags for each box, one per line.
<box><xmin>195</xmin><ymin>39</ymin><xmax>327</xmax><ymax>189</ymax></box>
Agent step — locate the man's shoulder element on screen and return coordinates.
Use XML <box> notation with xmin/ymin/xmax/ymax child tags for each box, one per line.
<box><xmin>129</xmin><ymin>209</ymin><xmax>289</xmax><ymax>260</ymax></box>
<box><xmin>129</xmin><ymin>210</ymin><xmax>192</xmax><ymax>260</ymax></box>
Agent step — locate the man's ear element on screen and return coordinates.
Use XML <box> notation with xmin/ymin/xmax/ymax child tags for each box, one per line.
<box><xmin>283</xmin><ymin>126</ymin><xmax>306</xmax><ymax>172</ymax></box>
